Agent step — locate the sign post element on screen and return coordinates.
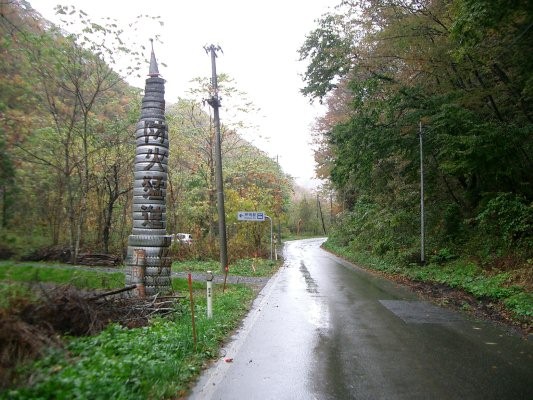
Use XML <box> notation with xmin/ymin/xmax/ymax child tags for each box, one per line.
<box><xmin>206</xmin><ymin>270</ymin><xmax>214</xmax><ymax>319</ymax></box>
<box><xmin>265</xmin><ymin>215</ymin><xmax>273</xmax><ymax>260</ymax></box>
<box><xmin>237</xmin><ymin>211</ymin><xmax>272</xmax><ymax>260</ymax></box>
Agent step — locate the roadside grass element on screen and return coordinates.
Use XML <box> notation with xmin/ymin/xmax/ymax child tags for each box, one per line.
<box><xmin>283</xmin><ymin>234</ymin><xmax>326</xmax><ymax>241</ymax></box>
<box><xmin>0</xmin><ymin>262</ymin><xmax>124</xmax><ymax>290</ymax></box>
<box><xmin>323</xmin><ymin>241</ymin><xmax>532</xmax><ymax>320</ymax></box>
<box><xmin>0</xmin><ymin>263</ymin><xmax>255</xmax><ymax>399</ymax></box>
<box><xmin>172</xmin><ymin>258</ymin><xmax>279</xmax><ymax>277</ymax></box>
<box><xmin>172</xmin><ymin>259</ymin><xmax>218</xmax><ymax>274</ymax></box>
<box><xmin>0</xmin><ymin>282</ymin><xmax>37</xmax><ymax>308</ymax></box>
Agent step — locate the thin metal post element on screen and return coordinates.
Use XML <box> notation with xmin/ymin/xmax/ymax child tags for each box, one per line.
<box><xmin>204</xmin><ymin>44</ymin><xmax>228</xmax><ymax>273</ymax></box>
<box><xmin>206</xmin><ymin>270</ymin><xmax>214</xmax><ymax>319</ymax></box>
<box><xmin>265</xmin><ymin>215</ymin><xmax>273</xmax><ymax>260</ymax></box>
<box><xmin>419</xmin><ymin>121</ymin><xmax>425</xmax><ymax>264</ymax></box>
<box><xmin>276</xmin><ymin>155</ymin><xmax>282</xmax><ymax>245</ymax></box>
<box><xmin>188</xmin><ymin>273</ymin><xmax>197</xmax><ymax>351</ymax></box>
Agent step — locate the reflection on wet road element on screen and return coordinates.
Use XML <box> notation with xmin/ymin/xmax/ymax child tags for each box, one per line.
<box><xmin>190</xmin><ymin>238</ymin><xmax>532</xmax><ymax>400</ymax></box>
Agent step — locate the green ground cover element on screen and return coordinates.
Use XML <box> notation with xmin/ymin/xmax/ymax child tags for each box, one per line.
<box><xmin>0</xmin><ymin>262</ymin><xmax>255</xmax><ymax>399</ymax></box>
<box><xmin>172</xmin><ymin>258</ymin><xmax>279</xmax><ymax>277</ymax></box>
<box><xmin>323</xmin><ymin>241</ymin><xmax>532</xmax><ymax>320</ymax></box>
<box><xmin>0</xmin><ymin>262</ymin><xmax>125</xmax><ymax>290</ymax></box>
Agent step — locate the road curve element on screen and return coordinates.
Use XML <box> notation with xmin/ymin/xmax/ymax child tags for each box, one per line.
<box><xmin>189</xmin><ymin>238</ymin><xmax>532</xmax><ymax>400</ymax></box>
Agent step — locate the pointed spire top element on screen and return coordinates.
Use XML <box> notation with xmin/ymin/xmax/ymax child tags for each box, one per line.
<box><xmin>148</xmin><ymin>39</ymin><xmax>160</xmax><ymax>77</ymax></box>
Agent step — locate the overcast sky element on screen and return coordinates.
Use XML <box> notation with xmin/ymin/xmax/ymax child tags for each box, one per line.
<box><xmin>29</xmin><ymin>0</ymin><xmax>336</xmax><ymax>189</ymax></box>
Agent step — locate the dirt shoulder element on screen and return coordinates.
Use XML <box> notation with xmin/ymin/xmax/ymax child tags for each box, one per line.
<box><xmin>322</xmin><ymin>250</ymin><xmax>532</xmax><ymax>339</ymax></box>
<box><xmin>387</xmin><ymin>273</ymin><xmax>531</xmax><ymax>338</ymax></box>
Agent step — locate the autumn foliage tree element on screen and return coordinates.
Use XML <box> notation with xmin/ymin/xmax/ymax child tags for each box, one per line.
<box><xmin>1</xmin><ymin>3</ymin><xmax>144</xmax><ymax>258</ymax></box>
<box><xmin>300</xmin><ymin>0</ymin><xmax>533</xmax><ymax>264</ymax></box>
<box><xmin>1</xmin><ymin>1</ymin><xmax>294</xmax><ymax>262</ymax></box>
<box><xmin>165</xmin><ymin>83</ymin><xmax>292</xmax><ymax>260</ymax></box>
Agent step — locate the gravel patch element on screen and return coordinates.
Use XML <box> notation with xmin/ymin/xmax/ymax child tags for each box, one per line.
<box><xmin>172</xmin><ymin>272</ymin><xmax>270</xmax><ymax>290</ymax></box>
<box><xmin>2</xmin><ymin>261</ymin><xmax>272</xmax><ymax>291</ymax></box>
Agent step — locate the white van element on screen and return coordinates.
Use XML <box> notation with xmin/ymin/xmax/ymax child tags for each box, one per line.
<box><xmin>175</xmin><ymin>233</ymin><xmax>193</xmax><ymax>245</ymax></box>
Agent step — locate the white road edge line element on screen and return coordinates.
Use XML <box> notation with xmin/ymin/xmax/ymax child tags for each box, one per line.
<box><xmin>188</xmin><ymin>266</ymin><xmax>285</xmax><ymax>399</ymax></box>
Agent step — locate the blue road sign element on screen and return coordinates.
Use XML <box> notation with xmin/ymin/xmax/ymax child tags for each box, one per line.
<box><xmin>237</xmin><ymin>211</ymin><xmax>266</xmax><ymax>221</ymax></box>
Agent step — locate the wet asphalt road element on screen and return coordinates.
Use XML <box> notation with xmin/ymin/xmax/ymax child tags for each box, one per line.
<box><xmin>189</xmin><ymin>238</ymin><xmax>533</xmax><ymax>400</ymax></box>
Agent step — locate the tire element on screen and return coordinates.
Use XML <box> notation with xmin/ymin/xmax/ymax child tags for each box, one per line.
<box><xmin>131</xmin><ymin>195</ymin><xmax>167</xmax><ymax>204</ymax></box>
<box><xmin>146</xmin><ymin>77</ymin><xmax>165</xmax><ymax>84</ymax></box>
<box><xmin>128</xmin><ymin>235</ymin><xmax>172</xmax><ymax>247</ymax></box>
<box><xmin>136</xmin><ymin>120</ymin><xmax>166</xmax><ymax>131</ymax></box>
<box><xmin>132</xmin><ymin>196</ymin><xmax>166</xmax><ymax>206</ymax></box>
<box><xmin>142</xmin><ymin>99</ymin><xmax>165</xmax><ymax>105</ymax></box>
<box><xmin>134</xmin><ymin>170</ymin><xmax>167</xmax><ymax>181</ymax></box>
<box><xmin>135</xmin><ymin>143</ymin><xmax>168</xmax><ymax>156</ymax></box>
<box><xmin>132</xmin><ymin>177</ymin><xmax>167</xmax><ymax>189</ymax></box>
<box><xmin>144</xmin><ymin>285</ymin><xmax>172</xmax><ymax>296</ymax></box>
<box><xmin>141</xmin><ymin>105</ymin><xmax>165</xmax><ymax>111</ymax></box>
<box><xmin>133</xmin><ymin>158</ymin><xmax>168</xmax><ymax>168</ymax></box>
<box><xmin>126</xmin><ymin>245</ymin><xmax>169</xmax><ymax>258</ymax></box>
<box><xmin>133</xmin><ymin>178</ymin><xmax>167</xmax><ymax>186</ymax></box>
<box><xmin>132</xmin><ymin>187</ymin><xmax>168</xmax><ymax>197</ymax></box>
<box><xmin>134</xmin><ymin>155</ymin><xmax>168</xmax><ymax>166</ymax></box>
<box><xmin>132</xmin><ymin>211</ymin><xmax>167</xmax><ymax>221</ymax></box>
<box><xmin>135</xmin><ymin>145</ymin><xmax>169</xmax><ymax>156</ymax></box>
<box><xmin>132</xmin><ymin>219</ymin><xmax>166</xmax><ymax>230</ymax></box>
<box><xmin>141</xmin><ymin>100</ymin><xmax>165</xmax><ymax>111</ymax></box>
<box><xmin>135</xmin><ymin>123</ymin><xmax>166</xmax><ymax>136</ymax></box>
<box><xmin>132</xmin><ymin>204</ymin><xmax>166</xmax><ymax>213</ymax></box>
<box><xmin>134</xmin><ymin>162</ymin><xmax>168</xmax><ymax>173</ymax></box>
<box><xmin>143</xmin><ymin>276</ymin><xmax>172</xmax><ymax>286</ymax></box>
<box><xmin>144</xmin><ymin>86</ymin><xmax>165</xmax><ymax>94</ymax></box>
<box><xmin>145</xmin><ymin>80</ymin><xmax>165</xmax><ymax>86</ymax></box>
<box><xmin>135</xmin><ymin>136</ymin><xmax>169</xmax><ymax>147</ymax></box>
<box><xmin>141</xmin><ymin>109</ymin><xmax>165</xmax><ymax>117</ymax></box>
<box><xmin>135</xmin><ymin>129</ymin><xmax>168</xmax><ymax>142</ymax></box>
<box><xmin>144</xmin><ymin>89</ymin><xmax>165</xmax><ymax>96</ymax></box>
<box><xmin>145</xmin><ymin>266</ymin><xmax>172</xmax><ymax>275</ymax></box>
<box><xmin>135</xmin><ymin>137</ymin><xmax>168</xmax><ymax>147</ymax></box>
<box><xmin>142</xmin><ymin>95</ymin><xmax>165</xmax><ymax>102</ymax></box>
<box><xmin>124</xmin><ymin>256</ymin><xmax>172</xmax><ymax>268</ymax></box>
<box><xmin>131</xmin><ymin>228</ymin><xmax>167</xmax><ymax>235</ymax></box>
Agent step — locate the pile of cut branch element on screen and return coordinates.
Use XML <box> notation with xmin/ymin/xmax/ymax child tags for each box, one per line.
<box><xmin>0</xmin><ymin>283</ymin><xmax>183</xmax><ymax>388</ymax></box>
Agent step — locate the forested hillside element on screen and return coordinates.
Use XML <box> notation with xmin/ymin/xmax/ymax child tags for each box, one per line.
<box><xmin>299</xmin><ymin>0</ymin><xmax>532</xmax><ymax>319</ymax></box>
<box><xmin>0</xmin><ymin>0</ymin><xmax>293</xmax><ymax>261</ymax></box>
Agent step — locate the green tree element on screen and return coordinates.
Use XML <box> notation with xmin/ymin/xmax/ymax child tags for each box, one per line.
<box><xmin>300</xmin><ymin>0</ymin><xmax>533</xmax><ymax>262</ymax></box>
<box><xmin>1</xmin><ymin>3</ymin><xmax>153</xmax><ymax>258</ymax></box>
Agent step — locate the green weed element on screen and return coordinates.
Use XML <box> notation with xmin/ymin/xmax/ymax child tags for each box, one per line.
<box><xmin>0</xmin><ymin>263</ymin><xmax>124</xmax><ymax>290</ymax></box>
<box><xmin>2</xmin><ymin>285</ymin><xmax>253</xmax><ymax>399</ymax></box>
<box><xmin>172</xmin><ymin>258</ymin><xmax>279</xmax><ymax>277</ymax></box>
<box><xmin>323</xmin><ymin>240</ymin><xmax>532</xmax><ymax>319</ymax></box>
<box><xmin>0</xmin><ymin>282</ymin><xmax>36</xmax><ymax>309</ymax></box>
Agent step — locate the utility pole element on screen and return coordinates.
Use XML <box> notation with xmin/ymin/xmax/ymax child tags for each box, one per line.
<box><xmin>276</xmin><ymin>155</ymin><xmax>282</xmax><ymax>245</ymax></box>
<box><xmin>204</xmin><ymin>44</ymin><xmax>228</xmax><ymax>273</ymax></box>
<box><xmin>419</xmin><ymin>121</ymin><xmax>425</xmax><ymax>264</ymax></box>
<box><xmin>330</xmin><ymin>192</ymin><xmax>333</xmax><ymax>225</ymax></box>
<box><xmin>317</xmin><ymin>193</ymin><xmax>327</xmax><ymax>235</ymax></box>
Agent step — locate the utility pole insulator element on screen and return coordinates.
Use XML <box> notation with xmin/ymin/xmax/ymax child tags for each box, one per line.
<box><xmin>206</xmin><ymin>96</ymin><xmax>221</xmax><ymax>108</ymax></box>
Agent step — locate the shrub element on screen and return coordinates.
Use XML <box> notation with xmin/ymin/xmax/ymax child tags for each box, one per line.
<box><xmin>477</xmin><ymin>193</ymin><xmax>533</xmax><ymax>249</ymax></box>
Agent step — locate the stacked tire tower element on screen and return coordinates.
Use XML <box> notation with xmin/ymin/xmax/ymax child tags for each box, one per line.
<box><xmin>125</xmin><ymin>43</ymin><xmax>172</xmax><ymax>296</ymax></box>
